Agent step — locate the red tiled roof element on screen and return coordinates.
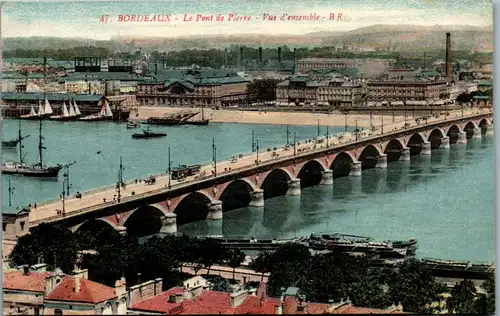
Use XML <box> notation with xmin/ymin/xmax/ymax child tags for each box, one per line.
<box><xmin>3</xmin><ymin>270</ymin><xmax>53</xmax><ymax>292</ymax></box>
<box><xmin>233</xmin><ymin>296</ymin><xmax>281</xmax><ymax>315</ymax></box>
<box><xmin>45</xmin><ymin>277</ymin><xmax>117</xmax><ymax>304</ymax></box>
<box><xmin>129</xmin><ymin>287</ymin><xmax>185</xmax><ymax>314</ymax></box>
<box><xmin>179</xmin><ymin>290</ymin><xmax>233</xmax><ymax>315</ymax></box>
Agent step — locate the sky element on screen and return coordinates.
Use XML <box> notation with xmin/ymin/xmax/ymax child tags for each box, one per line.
<box><xmin>1</xmin><ymin>0</ymin><xmax>493</xmax><ymax>40</ymax></box>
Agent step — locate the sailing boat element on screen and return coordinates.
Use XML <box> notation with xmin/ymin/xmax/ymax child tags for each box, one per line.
<box><xmin>79</xmin><ymin>100</ymin><xmax>113</xmax><ymax>122</ymax></box>
<box><xmin>19</xmin><ymin>100</ymin><xmax>44</xmax><ymax>120</ymax></box>
<box><xmin>73</xmin><ymin>100</ymin><xmax>82</xmax><ymax>118</ymax></box>
<box><xmin>49</xmin><ymin>100</ymin><xmax>71</xmax><ymax>121</ymax></box>
<box><xmin>185</xmin><ymin>104</ymin><xmax>210</xmax><ymax>125</ymax></box>
<box><xmin>1</xmin><ymin>117</ymin><xmax>63</xmax><ymax>177</ymax></box>
<box><xmin>2</xmin><ymin>119</ymin><xmax>30</xmax><ymax>148</ymax></box>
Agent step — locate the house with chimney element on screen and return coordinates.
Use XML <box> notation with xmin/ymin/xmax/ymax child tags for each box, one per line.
<box><xmin>3</xmin><ymin>264</ymin><xmax>127</xmax><ymax>315</ymax></box>
<box><xmin>127</xmin><ymin>277</ymin><xmax>407</xmax><ymax>315</ymax></box>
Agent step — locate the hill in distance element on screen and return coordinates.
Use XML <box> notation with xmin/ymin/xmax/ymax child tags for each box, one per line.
<box><xmin>3</xmin><ymin>24</ymin><xmax>493</xmax><ymax>52</ymax></box>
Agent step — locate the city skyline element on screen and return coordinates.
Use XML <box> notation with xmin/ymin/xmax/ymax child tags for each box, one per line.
<box><xmin>1</xmin><ymin>0</ymin><xmax>493</xmax><ymax>40</ymax></box>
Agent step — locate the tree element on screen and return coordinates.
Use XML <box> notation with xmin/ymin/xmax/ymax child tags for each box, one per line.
<box><xmin>225</xmin><ymin>249</ymin><xmax>246</xmax><ymax>280</ymax></box>
<box><xmin>247</xmin><ymin>79</ymin><xmax>280</xmax><ymax>103</ymax></box>
<box><xmin>446</xmin><ymin>279</ymin><xmax>477</xmax><ymax>314</ymax></box>
<box><xmin>249</xmin><ymin>252</ymin><xmax>273</xmax><ymax>281</ymax></box>
<box><xmin>9</xmin><ymin>223</ymin><xmax>78</xmax><ymax>273</ymax></box>
<box><xmin>199</xmin><ymin>238</ymin><xmax>226</xmax><ymax>275</ymax></box>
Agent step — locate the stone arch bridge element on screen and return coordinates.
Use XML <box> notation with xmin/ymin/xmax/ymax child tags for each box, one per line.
<box><xmin>31</xmin><ymin>114</ymin><xmax>493</xmax><ymax>238</ymax></box>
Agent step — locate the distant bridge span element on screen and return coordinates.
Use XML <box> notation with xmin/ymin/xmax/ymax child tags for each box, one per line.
<box><xmin>11</xmin><ymin>110</ymin><xmax>492</xmax><ymax>238</ymax></box>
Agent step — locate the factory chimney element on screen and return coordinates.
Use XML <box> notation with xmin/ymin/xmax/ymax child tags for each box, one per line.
<box><xmin>43</xmin><ymin>57</ymin><xmax>47</xmax><ymax>84</ymax></box>
<box><xmin>258</xmin><ymin>47</ymin><xmax>263</xmax><ymax>64</ymax></box>
<box><xmin>239</xmin><ymin>47</ymin><xmax>244</xmax><ymax>67</ymax></box>
<box><xmin>278</xmin><ymin>47</ymin><xmax>282</xmax><ymax>63</ymax></box>
<box><xmin>445</xmin><ymin>32</ymin><xmax>451</xmax><ymax>80</ymax></box>
<box><xmin>224</xmin><ymin>48</ymin><xmax>228</xmax><ymax>68</ymax></box>
<box><xmin>293</xmin><ymin>48</ymin><xmax>297</xmax><ymax>74</ymax></box>
<box><xmin>154</xmin><ymin>63</ymin><xmax>158</xmax><ymax>76</ymax></box>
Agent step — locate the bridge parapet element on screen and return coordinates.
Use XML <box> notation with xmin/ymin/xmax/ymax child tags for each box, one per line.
<box><xmin>27</xmin><ymin>110</ymin><xmax>493</xmax><ymax>230</ymax></box>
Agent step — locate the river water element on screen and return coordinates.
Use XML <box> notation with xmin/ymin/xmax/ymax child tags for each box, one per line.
<box><xmin>0</xmin><ymin>119</ymin><xmax>494</xmax><ymax>262</ymax></box>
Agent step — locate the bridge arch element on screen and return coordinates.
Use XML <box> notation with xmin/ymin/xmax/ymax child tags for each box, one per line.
<box><xmin>297</xmin><ymin>159</ymin><xmax>326</xmax><ymax>188</ymax></box>
<box><xmin>123</xmin><ymin>205</ymin><xmax>167</xmax><ymax>238</ymax></box>
<box><xmin>428</xmin><ymin>129</ymin><xmax>444</xmax><ymax>149</ymax></box>
<box><xmin>479</xmin><ymin>118</ymin><xmax>490</xmax><ymax>135</ymax></box>
<box><xmin>330</xmin><ymin>152</ymin><xmax>355</xmax><ymax>178</ymax></box>
<box><xmin>407</xmin><ymin>133</ymin><xmax>425</xmax><ymax>155</ymax></box>
<box><xmin>73</xmin><ymin>218</ymin><xmax>117</xmax><ymax>234</ymax></box>
<box><xmin>219</xmin><ymin>179</ymin><xmax>254</xmax><ymax>212</ymax></box>
<box><xmin>463</xmin><ymin>121</ymin><xmax>477</xmax><ymax>139</ymax></box>
<box><xmin>446</xmin><ymin>125</ymin><xmax>461</xmax><ymax>144</ymax></box>
<box><xmin>174</xmin><ymin>192</ymin><xmax>213</xmax><ymax>227</ymax></box>
<box><xmin>384</xmin><ymin>139</ymin><xmax>405</xmax><ymax>162</ymax></box>
<box><xmin>261</xmin><ymin>168</ymin><xmax>292</xmax><ymax>199</ymax></box>
<box><xmin>358</xmin><ymin>144</ymin><xmax>382</xmax><ymax>170</ymax></box>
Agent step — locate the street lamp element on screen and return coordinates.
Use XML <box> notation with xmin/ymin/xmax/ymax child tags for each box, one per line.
<box><xmin>8</xmin><ymin>178</ymin><xmax>14</xmax><ymax>207</ymax></box>
<box><xmin>317</xmin><ymin>119</ymin><xmax>320</xmax><ymax>139</ymax></box>
<box><xmin>369</xmin><ymin>111</ymin><xmax>373</xmax><ymax>127</ymax></box>
<box><xmin>61</xmin><ymin>175</ymin><xmax>67</xmax><ymax>216</ymax></box>
<box><xmin>212</xmin><ymin>137</ymin><xmax>217</xmax><ymax>176</ymax></box>
<box><xmin>116</xmin><ymin>156</ymin><xmax>124</xmax><ymax>203</ymax></box>
<box><xmin>381</xmin><ymin>113</ymin><xmax>384</xmax><ymax>135</ymax></box>
<box><xmin>355</xmin><ymin>120</ymin><xmax>359</xmax><ymax>141</ymax></box>
<box><xmin>293</xmin><ymin>132</ymin><xmax>297</xmax><ymax>156</ymax></box>
<box><xmin>326</xmin><ymin>126</ymin><xmax>329</xmax><ymax>147</ymax></box>
<box><xmin>167</xmin><ymin>146</ymin><xmax>172</xmax><ymax>189</ymax></box>
<box><xmin>256</xmin><ymin>139</ymin><xmax>259</xmax><ymax>165</ymax></box>
<box><xmin>286</xmin><ymin>124</ymin><xmax>290</xmax><ymax>146</ymax></box>
<box><xmin>251</xmin><ymin>130</ymin><xmax>255</xmax><ymax>152</ymax></box>
<box><xmin>344</xmin><ymin>112</ymin><xmax>348</xmax><ymax>132</ymax></box>
<box><xmin>64</xmin><ymin>161</ymin><xmax>77</xmax><ymax>196</ymax></box>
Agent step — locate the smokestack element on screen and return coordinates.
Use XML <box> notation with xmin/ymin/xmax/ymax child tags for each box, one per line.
<box><xmin>155</xmin><ymin>63</ymin><xmax>158</xmax><ymax>76</ymax></box>
<box><xmin>224</xmin><ymin>48</ymin><xmax>228</xmax><ymax>68</ymax></box>
<box><xmin>240</xmin><ymin>47</ymin><xmax>244</xmax><ymax>65</ymax></box>
<box><xmin>293</xmin><ymin>48</ymin><xmax>297</xmax><ymax>74</ymax></box>
<box><xmin>43</xmin><ymin>57</ymin><xmax>47</xmax><ymax>84</ymax></box>
<box><xmin>23</xmin><ymin>265</ymin><xmax>30</xmax><ymax>276</ymax></box>
<box><xmin>445</xmin><ymin>32</ymin><xmax>451</xmax><ymax>79</ymax></box>
<box><xmin>258</xmin><ymin>47</ymin><xmax>263</xmax><ymax>63</ymax></box>
<box><xmin>278</xmin><ymin>47</ymin><xmax>282</xmax><ymax>63</ymax></box>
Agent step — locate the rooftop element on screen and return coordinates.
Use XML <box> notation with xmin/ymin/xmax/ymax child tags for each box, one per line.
<box><xmin>3</xmin><ymin>270</ymin><xmax>53</xmax><ymax>293</ymax></box>
<box><xmin>1</xmin><ymin>92</ymin><xmax>105</xmax><ymax>102</ymax></box>
<box><xmin>59</xmin><ymin>72</ymin><xmax>147</xmax><ymax>82</ymax></box>
<box><xmin>45</xmin><ymin>277</ymin><xmax>117</xmax><ymax>304</ymax></box>
<box><xmin>145</xmin><ymin>68</ymin><xmax>250</xmax><ymax>86</ymax></box>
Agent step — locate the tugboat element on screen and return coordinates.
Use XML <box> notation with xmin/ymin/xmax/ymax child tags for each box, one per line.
<box><xmin>132</xmin><ymin>127</ymin><xmax>167</xmax><ymax>139</ymax></box>
<box><xmin>2</xmin><ymin>119</ymin><xmax>30</xmax><ymax>148</ymax></box>
<box><xmin>0</xmin><ymin>118</ymin><xmax>63</xmax><ymax>177</ymax></box>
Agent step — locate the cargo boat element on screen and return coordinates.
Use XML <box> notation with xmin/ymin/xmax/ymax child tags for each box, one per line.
<box><xmin>146</xmin><ymin>111</ymin><xmax>198</xmax><ymax>126</ymax></box>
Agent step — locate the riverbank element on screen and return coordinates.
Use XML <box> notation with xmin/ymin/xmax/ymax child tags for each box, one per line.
<box><xmin>134</xmin><ymin>106</ymin><xmax>406</xmax><ymax>127</ymax></box>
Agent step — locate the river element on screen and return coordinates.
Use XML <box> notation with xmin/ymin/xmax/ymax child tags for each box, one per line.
<box><xmin>0</xmin><ymin>119</ymin><xmax>494</xmax><ymax>262</ymax></box>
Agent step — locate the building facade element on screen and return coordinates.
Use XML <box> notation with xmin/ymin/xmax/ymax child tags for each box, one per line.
<box><xmin>366</xmin><ymin>79</ymin><xmax>450</xmax><ymax>103</ymax></box>
<box><xmin>136</xmin><ymin>69</ymin><xmax>250</xmax><ymax>107</ymax></box>
<box><xmin>297</xmin><ymin>58</ymin><xmax>392</xmax><ymax>75</ymax></box>
<box><xmin>276</xmin><ymin>71</ymin><xmax>366</xmax><ymax>107</ymax></box>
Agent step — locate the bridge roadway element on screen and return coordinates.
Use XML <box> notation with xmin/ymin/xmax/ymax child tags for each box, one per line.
<box><xmin>28</xmin><ymin>108</ymin><xmax>492</xmax><ymax>228</ymax></box>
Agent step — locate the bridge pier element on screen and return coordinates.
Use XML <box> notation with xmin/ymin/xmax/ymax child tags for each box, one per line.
<box><xmin>440</xmin><ymin>136</ymin><xmax>450</xmax><ymax>149</ymax></box>
<box><xmin>207</xmin><ymin>200</ymin><xmax>223</xmax><ymax>220</ymax></box>
<box><xmin>399</xmin><ymin>147</ymin><xmax>410</xmax><ymax>161</ymax></box>
<box><xmin>457</xmin><ymin>131</ymin><xmax>467</xmax><ymax>144</ymax></box>
<box><xmin>160</xmin><ymin>213</ymin><xmax>177</xmax><ymax>234</ymax></box>
<box><xmin>287</xmin><ymin>178</ymin><xmax>301</xmax><ymax>196</ymax></box>
<box><xmin>349</xmin><ymin>161</ymin><xmax>362</xmax><ymax>177</ymax></box>
<box><xmin>115</xmin><ymin>226</ymin><xmax>127</xmax><ymax>236</ymax></box>
<box><xmin>375</xmin><ymin>154</ymin><xmax>387</xmax><ymax>169</ymax></box>
<box><xmin>485</xmin><ymin>123</ymin><xmax>494</xmax><ymax>136</ymax></box>
<box><xmin>249</xmin><ymin>189</ymin><xmax>264</xmax><ymax>207</ymax></box>
<box><xmin>320</xmin><ymin>169</ymin><xmax>334</xmax><ymax>185</ymax></box>
<box><xmin>421</xmin><ymin>141</ymin><xmax>431</xmax><ymax>156</ymax></box>
<box><xmin>473</xmin><ymin>127</ymin><xmax>482</xmax><ymax>139</ymax></box>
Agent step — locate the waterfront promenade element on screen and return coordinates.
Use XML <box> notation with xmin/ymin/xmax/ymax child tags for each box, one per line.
<box><xmin>27</xmin><ymin>107</ymin><xmax>491</xmax><ymax>227</ymax></box>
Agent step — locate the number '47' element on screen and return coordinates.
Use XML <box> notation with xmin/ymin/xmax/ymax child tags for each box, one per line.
<box><xmin>100</xmin><ymin>15</ymin><xmax>109</xmax><ymax>23</ymax></box>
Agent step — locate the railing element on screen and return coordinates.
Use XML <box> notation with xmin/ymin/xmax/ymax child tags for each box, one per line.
<box><xmin>30</xmin><ymin>110</ymin><xmax>492</xmax><ymax>226</ymax></box>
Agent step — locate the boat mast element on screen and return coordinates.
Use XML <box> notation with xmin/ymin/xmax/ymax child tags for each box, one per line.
<box><xmin>18</xmin><ymin>119</ymin><xmax>24</xmax><ymax>164</ymax></box>
<box><xmin>38</xmin><ymin>117</ymin><xmax>45</xmax><ymax>167</ymax></box>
